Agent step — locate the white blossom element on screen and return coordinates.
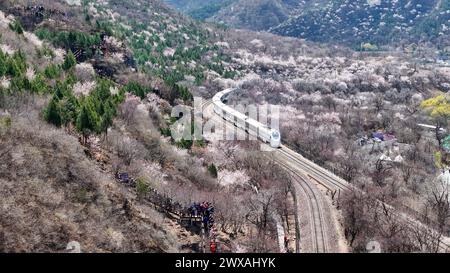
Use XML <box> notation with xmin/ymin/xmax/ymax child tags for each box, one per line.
<box><xmin>163</xmin><ymin>48</ymin><xmax>175</xmax><ymax>57</ymax></box>
<box><xmin>110</xmin><ymin>52</ymin><xmax>124</xmax><ymax>63</ymax></box>
<box><xmin>24</xmin><ymin>32</ymin><xmax>43</xmax><ymax>49</ymax></box>
<box><xmin>0</xmin><ymin>77</ymin><xmax>11</xmax><ymax>89</ymax></box>
<box><xmin>75</xmin><ymin>63</ymin><xmax>96</xmax><ymax>82</ymax></box>
<box><xmin>218</xmin><ymin>169</ymin><xmax>250</xmax><ymax>187</ymax></box>
<box><xmin>73</xmin><ymin>81</ymin><xmax>96</xmax><ymax>97</ymax></box>
<box><xmin>110</xmin><ymin>86</ymin><xmax>119</xmax><ymax>96</ymax></box>
<box><xmin>26</xmin><ymin>68</ymin><xmax>36</xmax><ymax>81</ymax></box>
<box><xmin>0</xmin><ymin>10</ymin><xmax>12</xmax><ymax>28</ymax></box>
<box><xmin>0</xmin><ymin>44</ymin><xmax>15</xmax><ymax>55</ymax></box>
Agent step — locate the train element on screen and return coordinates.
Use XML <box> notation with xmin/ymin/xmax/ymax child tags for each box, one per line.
<box><xmin>212</xmin><ymin>88</ymin><xmax>281</xmax><ymax>148</ymax></box>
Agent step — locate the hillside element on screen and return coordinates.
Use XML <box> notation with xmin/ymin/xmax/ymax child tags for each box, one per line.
<box><xmin>164</xmin><ymin>0</ymin><xmax>450</xmax><ymax>48</ymax></box>
<box><xmin>0</xmin><ymin>7</ymin><xmax>185</xmax><ymax>252</ymax></box>
<box><xmin>0</xmin><ymin>0</ymin><xmax>293</xmax><ymax>253</ymax></box>
<box><xmin>165</xmin><ymin>0</ymin><xmax>236</xmax><ymax>21</ymax></box>
<box><xmin>210</xmin><ymin>0</ymin><xmax>294</xmax><ymax>31</ymax></box>
<box><xmin>1</xmin><ymin>0</ymin><xmax>450</xmax><ymax>254</ymax></box>
<box><xmin>271</xmin><ymin>0</ymin><xmax>450</xmax><ymax>48</ymax></box>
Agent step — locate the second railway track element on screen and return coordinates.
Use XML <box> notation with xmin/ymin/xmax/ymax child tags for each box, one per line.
<box><xmin>278</xmin><ymin>146</ymin><xmax>350</xmax><ymax>192</ymax></box>
<box><xmin>272</xmin><ymin>156</ymin><xmax>330</xmax><ymax>253</ymax></box>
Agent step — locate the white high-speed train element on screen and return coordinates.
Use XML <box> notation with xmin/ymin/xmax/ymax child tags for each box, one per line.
<box><xmin>212</xmin><ymin>88</ymin><xmax>281</xmax><ymax>148</ymax></box>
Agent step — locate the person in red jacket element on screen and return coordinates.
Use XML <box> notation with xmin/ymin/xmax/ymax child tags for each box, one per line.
<box><xmin>210</xmin><ymin>241</ymin><xmax>216</xmax><ymax>253</ymax></box>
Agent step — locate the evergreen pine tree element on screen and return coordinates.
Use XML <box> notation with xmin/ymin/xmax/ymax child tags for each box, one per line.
<box><xmin>62</xmin><ymin>50</ymin><xmax>77</xmax><ymax>71</ymax></box>
<box><xmin>208</xmin><ymin>164</ymin><xmax>218</xmax><ymax>178</ymax></box>
<box><xmin>76</xmin><ymin>100</ymin><xmax>100</xmax><ymax>144</ymax></box>
<box><xmin>100</xmin><ymin>106</ymin><xmax>113</xmax><ymax>138</ymax></box>
<box><xmin>60</xmin><ymin>94</ymin><xmax>79</xmax><ymax>127</ymax></box>
<box><xmin>0</xmin><ymin>50</ymin><xmax>7</xmax><ymax>77</ymax></box>
<box><xmin>44</xmin><ymin>96</ymin><xmax>62</xmax><ymax>127</ymax></box>
<box><xmin>30</xmin><ymin>74</ymin><xmax>48</xmax><ymax>94</ymax></box>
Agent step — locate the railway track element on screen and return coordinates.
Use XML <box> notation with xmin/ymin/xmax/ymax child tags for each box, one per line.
<box><xmin>203</xmin><ymin>99</ymin><xmax>330</xmax><ymax>252</ymax></box>
<box><xmin>278</xmin><ymin>145</ymin><xmax>350</xmax><ymax>192</ymax></box>
<box><xmin>200</xmin><ymin>98</ymin><xmax>212</xmax><ymax>110</ymax></box>
<box><xmin>273</xmin><ymin>157</ymin><xmax>329</xmax><ymax>253</ymax></box>
<box><xmin>278</xmin><ymin>145</ymin><xmax>450</xmax><ymax>252</ymax></box>
<box><xmin>204</xmin><ymin>92</ymin><xmax>450</xmax><ymax>252</ymax></box>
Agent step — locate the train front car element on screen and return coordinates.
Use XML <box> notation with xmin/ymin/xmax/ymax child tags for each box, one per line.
<box><xmin>270</xmin><ymin>129</ymin><xmax>281</xmax><ymax>148</ymax></box>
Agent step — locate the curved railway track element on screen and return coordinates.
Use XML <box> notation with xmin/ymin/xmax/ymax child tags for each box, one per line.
<box><xmin>204</xmin><ymin>92</ymin><xmax>450</xmax><ymax>252</ymax></box>
<box><xmin>279</xmin><ymin>145</ymin><xmax>450</xmax><ymax>252</ymax></box>
<box><xmin>278</xmin><ymin>145</ymin><xmax>350</xmax><ymax>191</ymax></box>
<box><xmin>274</xmin><ymin>158</ymin><xmax>329</xmax><ymax>253</ymax></box>
<box><xmin>203</xmin><ymin>98</ymin><xmax>330</xmax><ymax>252</ymax></box>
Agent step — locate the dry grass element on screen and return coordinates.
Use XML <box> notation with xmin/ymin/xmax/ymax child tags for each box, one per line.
<box><xmin>0</xmin><ymin>101</ymin><xmax>181</xmax><ymax>252</ymax></box>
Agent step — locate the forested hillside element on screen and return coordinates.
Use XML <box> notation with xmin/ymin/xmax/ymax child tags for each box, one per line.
<box><xmin>271</xmin><ymin>0</ymin><xmax>450</xmax><ymax>48</ymax></box>
<box><xmin>1</xmin><ymin>0</ymin><xmax>449</xmax><ymax>254</ymax></box>
<box><xmin>164</xmin><ymin>0</ymin><xmax>450</xmax><ymax>48</ymax></box>
<box><xmin>0</xmin><ymin>0</ymin><xmax>293</xmax><ymax>253</ymax></box>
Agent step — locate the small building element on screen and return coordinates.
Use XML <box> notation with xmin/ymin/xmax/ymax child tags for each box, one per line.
<box><xmin>372</xmin><ymin>131</ymin><xmax>397</xmax><ymax>142</ymax></box>
<box><xmin>372</xmin><ymin>132</ymin><xmax>385</xmax><ymax>141</ymax></box>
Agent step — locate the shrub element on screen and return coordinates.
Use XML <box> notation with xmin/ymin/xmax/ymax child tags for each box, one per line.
<box><xmin>0</xmin><ymin>115</ymin><xmax>12</xmax><ymax>135</ymax></box>
<box><xmin>208</xmin><ymin>164</ymin><xmax>218</xmax><ymax>178</ymax></box>
<box><xmin>0</xmin><ymin>115</ymin><xmax>12</xmax><ymax>130</ymax></box>
<box><xmin>176</xmin><ymin>139</ymin><xmax>193</xmax><ymax>149</ymax></box>
<box><xmin>44</xmin><ymin>64</ymin><xmax>61</xmax><ymax>79</ymax></box>
<box><xmin>136</xmin><ymin>178</ymin><xmax>150</xmax><ymax>199</ymax></box>
<box><xmin>9</xmin><ymin>20</ymin><xmax>24</xmax><ymax>35</ymax></box>
<box><xmin>0</xmin><ymin>49</ymin><xmax>7</xmax><ymax>77</ymax></box>
<box><xmin>124</xmin><ymin>81</ymin><xmax>152</xmax><ymax>99</ymax></box>
<box><xmin>62</xmin><ymin>50</ymin><xmax>77</xmax><ymax>71</ymax></box>
<box><xmin>160</xmin><ymin>127</ymin><xmax>171</xmax><ymax>137</ymax></box>
<box><xmin>44</xmin><ymin>95</ymin><xmax>63</xmax><ymax>127</ymax></box>
<box><xmin>74</xmin><ymin>188</ymin><xmax>89</xmax><ymax>203</ymax></box>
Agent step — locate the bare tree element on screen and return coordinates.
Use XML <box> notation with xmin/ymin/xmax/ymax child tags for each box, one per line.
<box><xmin>427</xmin><ymin>178</ymin><xmax>450</xmax><ymax>235</ymax></box>
<box><xmin>374</xmin><ymin>96</ymin><xmax>385</xmax><ymax>114</ymax></box>
<box><xmin>119</xmin><ymin>96</ymin><xmax>140</xmax><ymax>126</ymax></box>
<box><xmin>372</xmin><ymin>159</ymin><xmax>393</xmax><ymax>187</ymax></box>
<box><xmin>322</xmin><ymin>95</ymin><xmax>337</xmax><ymax>111</ymax></box>
<box><xmin>400</xmin><ymin>162</ymin><xmax>414</xmax><ymax>185</ymax></box>
<box><xmin>340</xmin><ymin>189</ymin><xmax>367</xmax><ymax>247</ymax></box>
<box><xmin>113</xmin><ymin>135</ymin><xmax>140</xmax><ymax>166</ymax></box>
<box><xmin>336</xmin><ymin>140</ymin><xmax>362</xmax><ymax>182</ymax></box>
<box><xmin>247</xmin><ymin>189</ymin><xmax>277</xmax><ymax>233</ymax></box>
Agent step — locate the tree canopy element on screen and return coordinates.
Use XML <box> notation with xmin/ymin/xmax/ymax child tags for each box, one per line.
<box><xmin>421</xmin><ymin>94</ymin><xmax>450</xmax><ymax>120</ymax></box>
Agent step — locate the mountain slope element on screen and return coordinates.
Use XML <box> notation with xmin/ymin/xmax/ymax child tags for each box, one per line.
<box><xmin>209</xmin><ymin>0</ymin><xmax>294</xmax><ymax>31</ymax></box>
<box><xmin>271</xmin><ymin>0</ymin><xmax>450</xmax><ymax>47</ymax></box>
<box><xmin>0</xmin><ymin>0</ymin><xmax>292</xmax><ymax>253</ymax></box>
<box><xmin>164</xmin><ymin>0</ymin><xmax>450</xmax><ymax>48</ymax></box>
<box><xmin>0</xmin><ymin>7</ymin><xmax>184</xmax><ymax>252</ymax></box>
<box><xmin>0</xmin><ymin>0</ymin><xmax>219</xmax><ymax>252</ymax></box>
